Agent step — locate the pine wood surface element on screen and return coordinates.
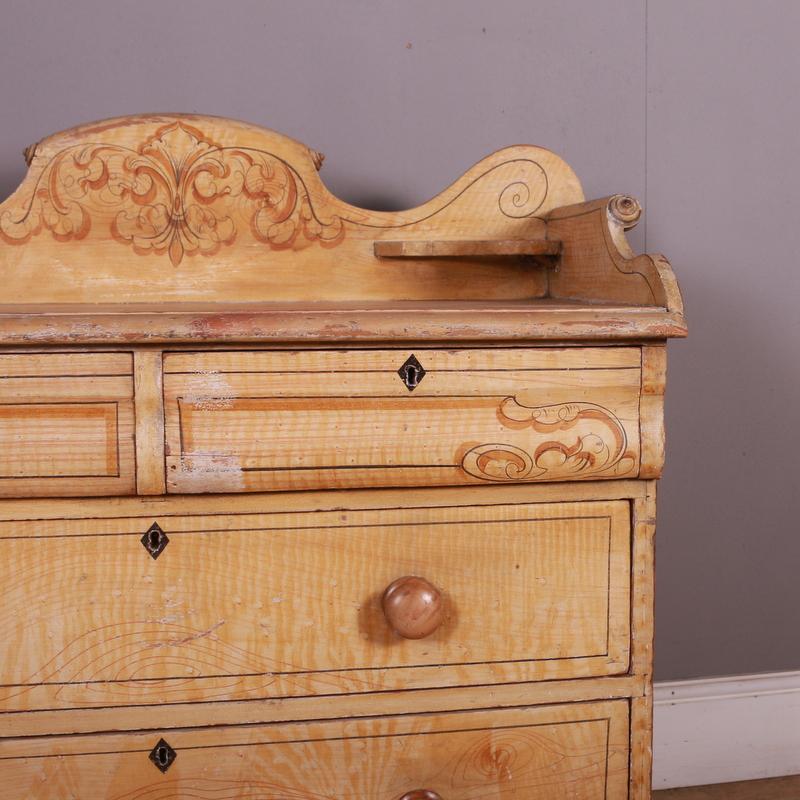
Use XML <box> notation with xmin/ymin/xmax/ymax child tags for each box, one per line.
<box><xmin>163</xmin><ymin>346</ymin><xmax>648</xmax><ymax>493</ymax></box>
<box><xmin>0</xmin><ymin>301</ymin><xmax>688</xmax><ymax>345</ymax></box>
<box><xmin>0</xmin><ymin>351</ymin><xmax>135</xmax><ymax>496</ymax></box>
<box><xmin>0</xmin><ymin>493</ymin><xmax>630</xmax><ymax>712</ymax></box>
<box><xmin>0</xmin><ymin>115</ymin><xmax>573</xmax><ymax>305</ymax></box>
<box><xmin>373</xmin><ymin>237</ymin><xmax>563</xmax><ymax>257</ymax></box>
<box><xmin>133</xmin><ymin>349</ymin><xmax>166</xmax><ymax>495</ymax></box>
<box><xmin>0</xmin><ymin>701</ymin><xmax>630</xmax><ymax>799</ymax></box>
<box><xmin>0</xmin><ymin>114</ymin><xmax>687</xmax><ymax>797</ymax></box>
<box><xmin>0</xmin><ymin>343</ymin><xmax>668</xmax><ymax>498</ymax></box>
<box><xmin>639</xmin><ymin>347</ymin><xmax>667</xmax><ymax>479</ymax></box>
<box><xmin>3</xmin><ymin>675</ymin><xmax>647</xmax><ymax>740</ymax></box>
<box><xmin>0</xmin><ymin>114</ymin><xmax>685</xmax><ymax>344</ymax></box>
<box><xmin>547</xmin><ymin>196</ymin><xmax>683</xmax><ymax>313</ymax></box>
<box><xmin>629</xmin><ymin>489</ymin><xmax>658</xmax><ymax>799</ymax></box>
<box><xmin>0</xmin><ymin>477</ymin><xmax>651</xmax><ymax>520</ymax></box>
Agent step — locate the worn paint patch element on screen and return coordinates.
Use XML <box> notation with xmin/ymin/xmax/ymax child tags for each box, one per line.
<box><xmin>169</xmin><ymin>454</ymin><xmax>246</xmax><ymax>493</ymax></box>
<box><xmin>183</xmin><ymin>370</ymin><xmax>235</xmax><ymax>410</ymax></box>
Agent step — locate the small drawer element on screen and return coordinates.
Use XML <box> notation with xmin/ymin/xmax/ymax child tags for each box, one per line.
<box><xmin>163</xmin><ymin>347</ymin><xmax>644</xmax><ymax>493</ymax></box>
<box><xmin>0</xmin><ymin>700</ymin><xmax>630</xmax><ymax>798</ymax></box>
<box><xmin>0</xmin><ymin>352</ymin><xmax>135</xmax><ymax>496</ymax></box>
<box><xmin>0</xmin><ymin>492</ymin><xmax>630</xmax><ymax>712</ymax></box>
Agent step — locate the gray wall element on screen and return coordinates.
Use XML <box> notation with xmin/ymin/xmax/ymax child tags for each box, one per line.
<box><xmin>0</xmin><ymin>0</ymin><xmax>795</xmax><ymax>680</ymax></box>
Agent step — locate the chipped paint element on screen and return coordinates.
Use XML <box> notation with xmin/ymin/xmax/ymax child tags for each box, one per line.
<box><xmin>170</xmin><ymin>454</ymin><xmax>246</xmax><ymax>492</ymax></box>
<box><xmin>182</xmin><ymin>369</ymin><xmax>234</xmax><ymax>410</ymax></box>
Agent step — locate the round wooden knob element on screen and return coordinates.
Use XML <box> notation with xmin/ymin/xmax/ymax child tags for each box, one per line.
<box><xmin>397</xmin><ymin>792</ymin><xmax>442</xmax><ymax>800</ymax></box>
<box><xmin>382</xmin><ymin>576</ymin><xmax>444</xmax><ymax>639</ymax></box>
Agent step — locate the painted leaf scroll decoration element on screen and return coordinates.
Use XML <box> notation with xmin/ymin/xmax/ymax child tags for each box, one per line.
<box><xmin>0</xmin><ymin>122</ymin><xmax>345</xmax><ymax>265</ymax></box>
<box><xmin>0</xmin><ymin>118</ymin><xmax>558</xmax><ymax>270</ymax></box>
<box><xmin>461</xmin><ymin>398</ymin><xmax>637</xmax><ymax>482</ymax></box>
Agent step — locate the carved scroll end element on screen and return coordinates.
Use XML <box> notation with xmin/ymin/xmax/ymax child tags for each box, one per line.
<box><xmin>607</xmin><ymin>194</ymin><xmax>642</xmax><ymax>230</ymax></box>
<box><xmin>603</xmin><ymin>194</ymin><xmax>642</xmax><ymax>262</ymax></box>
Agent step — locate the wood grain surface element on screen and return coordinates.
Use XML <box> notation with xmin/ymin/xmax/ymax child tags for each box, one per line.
<box><xmin>630</xmin><ymin>487</ymin><xmax>658</xmax><ymax>798</ymax></box>
<box><xmin>0</xmin><ymin>494</ymin><xmax>630</xmax><ymax>711</ymax></box>
<box><xmin>0</xmin><ymin>351</ymin><xmax>134</xmax><ymax>496</ymax></box>
<box><xmin>547</xmin><ymin>196</ymin><xmax>683</xmax><ymax>315</ymax></box>
<box><xmin>0</xmin><ymin>115</ymin><xmax>579</xmax><ymax>305</ymax></box>
<box><xmin>0</xmin><ymin>115</ymin><xmax>686</xmax><ymax>346</ymax></box>
<box><xmin>0</xmin><ymin>701</ymin><xmax>630</xmax><ymax>799</ymax></box>
<box><xmin>0</xmin><ymin>301</ymin><xmax>687</xmax><ymax>345</ymax></box>
<box><xmin>0</xmin><ymin>114</ymin><xmax>687</xmax><ymax>798</ymax></box>
<box><xmin>163</xmin><ymin>346</ymin><xmax>645</xmax><ymax>493</ymax></box>
<box><xmin>133</xmin><ymin>349</ymin><xmax>166</xmax><ymax>495</ymax></box>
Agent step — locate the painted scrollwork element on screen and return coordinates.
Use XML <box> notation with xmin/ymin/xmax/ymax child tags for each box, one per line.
<box><xmin>461</xmin><ymin>398</ymin><xmax>636</xmax><ymax>482</ymax></box>
<box><xmin>0</xmin><ymin>120</ymin><xmax>555</xmax><ymax>267</ymax></box>
<box><xmin>497</xmin><ymin>159</ymin><xmax>548</xmax><ymax>218</ymax></box>
<box><xmin>0</xmin><ymin>122</ymin><xmax>344</xmax><ymax>265</ymax></box>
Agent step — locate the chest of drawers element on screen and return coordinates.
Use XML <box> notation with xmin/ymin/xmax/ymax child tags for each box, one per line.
<box><xmin>0</xmin><ymin>114</ymin><xmax>685</xmax><ymax>798</ymax></box>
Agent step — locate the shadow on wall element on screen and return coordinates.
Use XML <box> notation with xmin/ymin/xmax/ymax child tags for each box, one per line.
<box><xmin>656</xmin><ymin>259</ymin><xmax>800</xmax><ymax>679</ymax></box>
<box><xmin>333</xmin><ymin>191</ymin><xmax>418</xmax><ymax>213</ymax></box>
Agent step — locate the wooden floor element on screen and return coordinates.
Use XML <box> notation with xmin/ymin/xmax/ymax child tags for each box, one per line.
<box><xmin>655</xmin><ymin>775</ymin><xmax>800</xmax><ymax>799</ymax></box>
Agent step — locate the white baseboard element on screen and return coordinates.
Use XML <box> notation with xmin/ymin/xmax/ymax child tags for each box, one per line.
<box><xmin>654</xmin><ymin>670</ymin><xmax>800</xmax><ymax>789</ymax></box>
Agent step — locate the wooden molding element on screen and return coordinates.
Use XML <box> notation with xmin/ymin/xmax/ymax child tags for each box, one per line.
<box><xmin>133</xmin><ymin>348</ymin><xmax>165</xmax><ymax>494</ymax></box>
<box><xmin>639</xmin><ymin>345</ymin><xmax>668</xmax><ymax>478</ymax></box>
<box><xmin>0</xmin><ymin>302</ymin><xmax>687</xmax><ymax>346</ymax></box>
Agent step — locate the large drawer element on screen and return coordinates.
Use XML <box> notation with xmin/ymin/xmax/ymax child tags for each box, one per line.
<box><xmin>0</xmin><ymin>352</ymin><xmax>135</xmax><ymax>496</ymax></box>
<box><xmin>163</xmin><ymin>347</ymin><xmax>643</xmax><ymax>493</ymax></box>
<box><xmin>0</xmin><ymin>491</ymin><xmax>630</xmax><ymax>711</ymax></box>
<box><xmin>0</xmin><ymin>700</ymin><xmax>630</xmax><ymax>799</ymax></box>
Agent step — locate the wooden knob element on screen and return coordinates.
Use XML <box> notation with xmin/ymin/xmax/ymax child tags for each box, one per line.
<box><xmin>397</xmin><ymin>792</ymin><xmax>442</xmax><ymax>800</ymax></box>
<box><xmin>382</xmin><ymin>576</ymin><xmax>444</xmax><ymax>639</ymax></box>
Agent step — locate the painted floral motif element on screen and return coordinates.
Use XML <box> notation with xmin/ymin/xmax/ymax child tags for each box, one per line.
<box><xmin>461</xmin><ymin>398</ymin><xmax>636</xmax><ymax>481</ymax></box>
<box><xmin>0</xmin><ymin>122</ymin><xmax>344</xmax><ymax>265</ymax></box>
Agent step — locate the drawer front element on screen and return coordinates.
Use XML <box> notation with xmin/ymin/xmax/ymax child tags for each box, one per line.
<box><xmin>0</xmin><ymin>352</ymin><xmax>135</xmax><ymax>496</ymax></box>
<box><xmin>0</xmin><ymin>701</ymin><xmax>630</xmax><ymax>799</ymax></box>
<box><xmin>163</xmin><ymin>347</ymin><xmax>642</xmax><ymax>493</ymax></box>
<box><xmin>0</xmin><ymin>493</ymin><xmax>630</xmax><ymax>711</ymax></box>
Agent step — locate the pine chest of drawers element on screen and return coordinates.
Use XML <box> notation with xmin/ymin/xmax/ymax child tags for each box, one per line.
<box><xmin>0</xmin><ymin>114</ymin><xmax>686</xmax><ymax>798</ymax></box>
